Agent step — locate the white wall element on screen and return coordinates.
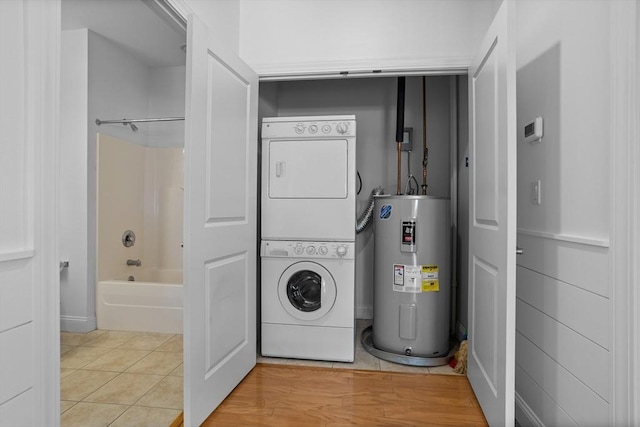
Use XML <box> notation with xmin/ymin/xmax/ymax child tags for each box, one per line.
<box><xmin>148</xmin><ymin>66</ymin><xmax>186</xmax><ymax>147</ymax></box>
<box><xmin>184</xmin><ymin>0</ymin><xmax>240</xmax><ymax>53</ymax></box>
<box><xmin>514</xmin><ymin>1</ymin><xmax>612</xmax><ymax>425</ymax></box>
<box><xmin>260</xmin><ymin>76</ymin><xmax>452</xmax><ymax>318</ymax></box>
<box><xmin>60</xmin><ymin>28</ymin><xmax>184</xmax><ymax>332</ymax></box>
<box><xmin>60</xmin><ymin>29</ymin><xmax>94</xmax><ymax>332</ymax></box>
<box><xmin>239</xmin><ymin>0</ymin><xmax>494</xmax><ymax>76</ymax></box>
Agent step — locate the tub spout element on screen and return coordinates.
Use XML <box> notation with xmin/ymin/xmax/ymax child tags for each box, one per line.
<box><xmin>126</xmin><ymin>259</ymin><xmax>141</xmax><ymax>267</ymax></box>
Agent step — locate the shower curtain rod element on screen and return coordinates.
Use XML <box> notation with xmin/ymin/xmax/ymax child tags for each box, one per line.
<box><xmin>95</xmin><ymin>116</ymin><xmax>185</xmax><ymax>126</ymax></box>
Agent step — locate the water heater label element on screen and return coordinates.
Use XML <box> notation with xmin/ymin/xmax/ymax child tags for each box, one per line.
<box><xmin>393</xmin><ymin>264</ymin><xmax>404</xmax><ymax>286</ymax></box>
<box><xmin>380</xmin><ymin>204</ymin><xmax>392</xmax><ymax>219</ymax></box>
<box><xmin>393</xmin><ymin>264</ymin><xmax>422</xmax><ymax>293</ymax></box>
<box><xmin>421</xmin><ymin>265</ymin><xmax>439</xmax><ymax>292</ymax></box>
<box><xmin>401</xmin><ymin>220</ymin><xmax>417</xmax><ymax>253</ymax></box>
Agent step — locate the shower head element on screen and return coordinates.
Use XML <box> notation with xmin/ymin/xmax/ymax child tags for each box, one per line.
<box><xmin>122</xmin><ymin>121</ymin><xmax>138</xmax><ymax>132</ymax></box>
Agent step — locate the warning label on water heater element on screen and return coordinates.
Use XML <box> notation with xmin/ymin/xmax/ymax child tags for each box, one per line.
<box><xmin>392</xmin><ymin>264</ymin><xmax>439</xmax><ymax>293</ymax></box>
<box><xmin>421</xmin><ymin>265</ymin><xmax>440</xmax><ymax>292</ymax></box>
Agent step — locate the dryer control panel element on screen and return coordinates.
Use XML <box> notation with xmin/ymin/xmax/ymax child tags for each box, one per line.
<box><xmin>261</xmin><ymin>240</ymin><xmax>355</xmax><ymax>260</ymax></box>
<box><xmin>262</xmin><ymin>115</ymin><xmax>356</xmax><ymax>138</ymax></box>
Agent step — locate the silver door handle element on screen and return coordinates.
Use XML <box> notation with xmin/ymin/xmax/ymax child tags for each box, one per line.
<box><xmin>516</xmin><ymin>247</ymin><xmax>524</xmax><ymax>255</ymax></box>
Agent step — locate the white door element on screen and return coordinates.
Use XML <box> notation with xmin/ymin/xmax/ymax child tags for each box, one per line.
<box><xmin>467</xmin><ymin>1</ymin><xmax>517</xmax><ymax>426</ymax></box>
<box><xmin>182</xmin><ymin>14</ymin><xmax>259</xmax><ymax>427</ymax></box>
<box><xmin>0</xmin><ymin>0</ymin><xmax>59</xmax><ymax>425</ymax></box>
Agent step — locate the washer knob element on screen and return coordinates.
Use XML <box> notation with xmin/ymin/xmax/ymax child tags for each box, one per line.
<box><xmin>336</xmin><ymin>122</ymin><xmax>349</xmax><ymax>134</ymax></box>
<box><xmin>336</xmin><ymin>245</ymin><xmax>348</xmax><ymax>257</ymax></box>
<box><xmin>308</xmin><ymin>124</ymin><xmax>318</xmax><ymax>134</ymax></box>
<box><xmin>306</xmin><ymin>246</ymin><xmax>316</xmax><ymax>255</ymax></box>
<box><xmin>318</xmin><ymin>246</ymin><xmax>328</xmax><ymax>255</ymax></box>
<box><xmin>293</xmin><ymin>245</ymin><xmax>304</xmax><ymax>255</ymax></box>
<box><xmin>294</xmin><ymin>123</ymin><xmax>305</xmax><ymax>134</ymax></box>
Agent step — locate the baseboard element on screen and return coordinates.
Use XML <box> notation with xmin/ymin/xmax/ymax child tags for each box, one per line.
<box><xmin>60</xmin><ymin>315</ymin><xmax>97</xmax><ymax>333</ymax></box>
<box><xmin>356</xmin><ymin>305</ymin><xmax>372</xmax><ymax>320</ymax></box>
<box><xmin>515</xmin><ymin>391</ymin><xmax>544</xmax><ymax>427</ymax></box>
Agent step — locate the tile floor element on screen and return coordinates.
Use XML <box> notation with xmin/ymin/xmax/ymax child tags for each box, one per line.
<box><xmin>60</xmin><ymin>320</ymin><xmax>458</xmax><ymax>426</ymax></box>
<box><xmin>60</xmin><ymin>329</ymin><xmax>183</xmax><ymax>427</ymax></box>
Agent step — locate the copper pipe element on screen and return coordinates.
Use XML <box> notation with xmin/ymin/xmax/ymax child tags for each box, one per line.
<box><xmin>422</xmin><ymin>76</ymin><xmax>428</xmax><ymax>195</ymax></box>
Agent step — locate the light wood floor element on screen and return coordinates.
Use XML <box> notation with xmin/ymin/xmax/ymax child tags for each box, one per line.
<box><xmin>196</xmin><ymin>363</ymin><xmax>487</xmax><ymax>426</ymax></box>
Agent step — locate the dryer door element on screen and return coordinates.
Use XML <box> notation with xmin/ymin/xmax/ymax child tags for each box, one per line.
<box><xmin>278</xmin><ymin>261</ymin><xmax>337</xmax><ymax>321</ymax></box>
<box><xmin>268</xmin><ymin>139</ymin><xmax>348</xmax><ymax>199</ymax></box>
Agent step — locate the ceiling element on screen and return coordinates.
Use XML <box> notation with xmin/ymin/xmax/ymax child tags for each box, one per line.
<box><xmin>62</xmin><ymin>0</ymin><xmax>186</xmax><ymax>68</ymax></box>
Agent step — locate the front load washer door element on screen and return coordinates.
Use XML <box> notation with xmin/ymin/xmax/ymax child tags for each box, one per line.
<box><xmin>278</xmin><ymin>261</ymin><xmax>337</xmax><ymax>321</ymax></box>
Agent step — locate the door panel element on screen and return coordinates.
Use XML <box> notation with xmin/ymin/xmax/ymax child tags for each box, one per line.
<box><xmin>0</xmin><ymin>0</ymin><xmax>59</xmax><ymax>424</ymax></box>
<box><xmin>206</xmin><ymin>55</ymin><xmax>249</xmax><ymax>220</ymax></box>
<box><xmin>183</xmin><ymin>13</ymin><xmax>258</xmax><ymax>427</ymax></box>
<box><xmin>473</xmin><ymin>45</ymin><xmax>499</xmax><ymax>226</ymax></box>
<box><xmin>467</xmin><ymin>1</ymin><xmax>517</xmax><ymax>425</ymax></box>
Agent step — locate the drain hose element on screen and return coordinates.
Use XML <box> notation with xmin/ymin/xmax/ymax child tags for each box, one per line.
<box><xmin>356</xmin><ymin>187</ymin><xmax>384</xmax><ymax>234</ymax></box>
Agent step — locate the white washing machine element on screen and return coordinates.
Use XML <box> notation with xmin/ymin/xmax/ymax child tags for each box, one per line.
<box><xmin>261</xmin><ymin>115</ymin><xmax>356</xmax><ymax>242</ymax></box>
<box><xmin>261</xmin><ymin>240</ymin><xmax>355</xmax><ymax>362</ymax></box>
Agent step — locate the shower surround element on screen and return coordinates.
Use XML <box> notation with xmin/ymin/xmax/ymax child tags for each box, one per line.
<box><xmin>96</xmin><ymin>133</ymin><xmax>183</xmax><ymax>333</ymax></box>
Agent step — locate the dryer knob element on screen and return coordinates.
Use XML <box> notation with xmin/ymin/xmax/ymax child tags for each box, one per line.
<box><xmin>336</xmin><ymin>245</ymin><xmax>348</xmax><ymax>257</ymax></box>
<box><xmin>336</xmin><ymin>122</ymin><xmax>349</xmax><ymax>134</ymax></box>
<box><xmin>294</xmin><ymin>123</ymin><xmax>305</xmax><ymax>134</ymax></box>
<box><xmin>308</xmin><ymin>124</ymin><xmax>318</xmax><ymax>134</ymax></box>
<box><xmin>294</xmin><ymin>246</ymin><xmax>304</xmax><ymax>255</ymax></box>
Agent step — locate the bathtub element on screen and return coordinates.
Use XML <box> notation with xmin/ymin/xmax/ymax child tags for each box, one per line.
<box><xmin>96</xmin><ymin>269</ymin><xmax>183</xmax><ymax>334</ymax></box>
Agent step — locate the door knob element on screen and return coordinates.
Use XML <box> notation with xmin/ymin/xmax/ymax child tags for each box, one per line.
<box><xmin>516</xmin><ymin>247</ymin><xmax>524</xmax><ymax>255</ymax></box>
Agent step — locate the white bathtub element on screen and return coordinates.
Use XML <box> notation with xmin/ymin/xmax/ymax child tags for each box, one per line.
<box><xmin>96</xmin><ymin>269</ymin><xmax>183</xmax><ymax>334</ymax></box>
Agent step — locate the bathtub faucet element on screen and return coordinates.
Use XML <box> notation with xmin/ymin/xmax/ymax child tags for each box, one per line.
<box><xmin>126</xmin><ymin>259</ymin><xmax>141</xmax><ymax>267</ymax></box>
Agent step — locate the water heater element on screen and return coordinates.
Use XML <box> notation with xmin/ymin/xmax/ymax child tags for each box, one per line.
<box><xmin>371</xmin><ymin>195</ymin><xmax>451</xmax><ymax>361</ymax></box>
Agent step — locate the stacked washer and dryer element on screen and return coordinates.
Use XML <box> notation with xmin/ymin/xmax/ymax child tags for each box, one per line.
<box><xmin>260</xmin><ymin>115</ymin><xmax>357</xmax><ymax>362</ymax></box>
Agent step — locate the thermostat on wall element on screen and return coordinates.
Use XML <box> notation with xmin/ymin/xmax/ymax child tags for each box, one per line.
<box><xmin>524</xmin><ymin>117</ymin><xmax>543</xmax><ymax>143</ymax></box>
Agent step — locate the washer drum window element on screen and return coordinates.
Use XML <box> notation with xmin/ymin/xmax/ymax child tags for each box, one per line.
<box><xmin>287</xmin><ymin>270</ymin><xmax>322</xmax><ymax>312</ymax></box>
<box><xmin>278</xmin><ymin>261</ymin><xmax>337</xmax><ymax>321</ymax></box>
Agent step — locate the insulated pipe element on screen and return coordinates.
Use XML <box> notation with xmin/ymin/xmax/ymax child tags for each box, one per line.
<box><xmin>422</xmin><ymin>76</ymin><xmax>428</xmax><ymax>195</ymax></box>
<box><xmin>396</xmin><ymin>77</ymin><xmax>406</xmax><ymax>195</ymax></box>
<box><xmin>396</xmin><ymin>77</ymin><xmax>406</xmax><ymax>143</ymax></box>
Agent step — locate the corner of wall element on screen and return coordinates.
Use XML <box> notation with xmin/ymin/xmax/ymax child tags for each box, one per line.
<box><xmin>60</xmin><ymin>27</ymin><xmax>91</xmax><ymax>327</ymax></box>
<box><xmin>185</xmin><ymin>0</ymin><xmax>239</xmax><ymax>54</ymax></box>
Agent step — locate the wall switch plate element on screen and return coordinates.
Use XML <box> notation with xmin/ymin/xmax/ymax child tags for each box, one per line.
<box><xmin>401</xmin><ymin>128</ymin><xmax>413</xmax><ymax>152</ymax></box>
<box><xmin>532</xmin><ymin>180</ymin><xmax>542</xmax><ymax>204</ymax></box>
<box><xmin>524</xmin><ymin>117</ymin><xmax>543</xmax><ymax>143</ymax></box>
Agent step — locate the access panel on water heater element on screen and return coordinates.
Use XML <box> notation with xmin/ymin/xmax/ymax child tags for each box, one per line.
<box><xmin>268</xmin><ymin>139</ymin><xmax>348</xmax><ymax>199</ymax></box>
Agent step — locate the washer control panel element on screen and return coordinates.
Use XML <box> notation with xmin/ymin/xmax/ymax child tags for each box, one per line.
<box><xmin>261</xmin><ymin>240</ymin><xmax>355</xmax><ymax>260</ymax></box>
